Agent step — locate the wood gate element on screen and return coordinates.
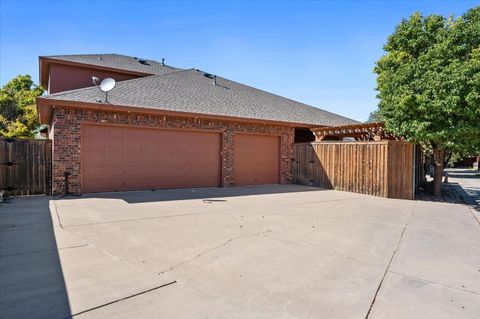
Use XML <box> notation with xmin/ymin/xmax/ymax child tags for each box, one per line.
<box><xmin>0</xmin><ymin>139</ymin><xmax>52</xmax><ymax>196</ymax></box>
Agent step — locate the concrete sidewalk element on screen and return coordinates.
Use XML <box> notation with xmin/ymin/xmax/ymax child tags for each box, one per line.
<box><xmin>1</xmin><ymin>185</ymin><xmax>480</xmax><ymax>318</ymax></box>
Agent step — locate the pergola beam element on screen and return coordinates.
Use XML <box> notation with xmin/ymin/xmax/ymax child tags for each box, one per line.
<box><xmin>311</xmin><ymin>122</ymin><xmax>399</xmax><ymax>141</ymax></box>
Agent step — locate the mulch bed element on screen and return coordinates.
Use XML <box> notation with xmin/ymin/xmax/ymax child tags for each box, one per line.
<box><xmin>415</xmin><ymin>181</ymin><xmax>465</xmax><ymax>204</ymax></box>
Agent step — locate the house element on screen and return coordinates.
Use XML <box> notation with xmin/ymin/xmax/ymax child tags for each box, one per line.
<box><xmin>36</xmin><ymin>54</ymin><xmax>358</xmax><ymax>194</ymax></box>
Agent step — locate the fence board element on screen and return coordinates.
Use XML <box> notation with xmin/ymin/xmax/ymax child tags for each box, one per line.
<box><xmin>293</xmin><ymin>140</ymin><xmax>415</xmax><ymax>200</ymax></box>
<box><xmin>0</xmin><ymin>139</ymin><xmax>52</xmax><ymax>196</ymax></box>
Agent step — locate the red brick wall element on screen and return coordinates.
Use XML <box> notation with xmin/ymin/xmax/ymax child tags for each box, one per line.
<box><xmin>51</xmin><ymin>106</ymin><xmax>294</xmax><ymax>194</ymax></box>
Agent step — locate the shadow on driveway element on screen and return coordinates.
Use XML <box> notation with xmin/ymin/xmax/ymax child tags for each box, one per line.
<box><xmin>0</xmin><ymin>196</ymin><xmax>71</xmax><ymax>319</ymax></box>
<box><xmin>62</xmin><ymin>184</ymin><xmax>325</xmax><ymax>204</ymax></box>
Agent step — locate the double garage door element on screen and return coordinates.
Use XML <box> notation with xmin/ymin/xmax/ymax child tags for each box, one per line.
<box><xmin>82</xmin><ymin>125</ymin><xmax>280</xmax><ymax>193</ymax></box>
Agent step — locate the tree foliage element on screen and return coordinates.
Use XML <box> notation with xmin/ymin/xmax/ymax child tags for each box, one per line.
<box><xmin>374</xmin><ymin>7</ymin><xmax>480</xmax><ymax>194</ymax></box>
<box><xmin>0</xmin><ymin>75</ymin><xmax>44</xmax><ymax>138</ymax></box>
<box><xmin>366</xmin><ymin>109</ymin><xmax>382</xmax><ymax>123</ymax></box>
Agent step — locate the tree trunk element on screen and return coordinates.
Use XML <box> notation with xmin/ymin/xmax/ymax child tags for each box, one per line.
<box><xmin>478</xmin><ymin>155</ymin><xmax>480</xmax><ymax>171</ymax></box>
<box><xmin>433</xmin><ymin>148</ymin><xmax>445</xmax><ymax>197</ymax></box>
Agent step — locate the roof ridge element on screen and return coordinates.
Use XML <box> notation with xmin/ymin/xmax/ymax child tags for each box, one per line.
<box><xmin>43</xmin><ymin>53</ymin><xmax>117</xmax><ymax>58</ymax></box>
<box><xmin>43</xmin><ymin>53</ymin><xmax>169</xmax><ymax>64</ymax></box>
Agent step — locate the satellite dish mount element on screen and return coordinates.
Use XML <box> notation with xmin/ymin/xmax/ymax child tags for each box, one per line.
<box><xmin>92</xmin><ymin>77</ymin><xmax>116</xmax><ymax>103</ymax></box>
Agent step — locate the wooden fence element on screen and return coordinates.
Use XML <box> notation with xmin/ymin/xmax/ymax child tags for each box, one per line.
<box><xmin>293</xmin><ymin>141</ymin><xmax>416</xmax><ymax>200</ymax></box>
<box><xmin>0</xmin><ymin>139</ymin><xmax>52</xmax><ymax>196</ymax></box>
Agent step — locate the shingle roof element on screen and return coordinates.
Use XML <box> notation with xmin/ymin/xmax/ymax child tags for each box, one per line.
<box><xmin>42</xmin><ymin>68</ymin><xmax>358</xmax><ymax>126</ymax></box>
<box><xmin>42</xmin><ymin>53</ymin><xmax>179</xmax><ymax>75</ymax></box>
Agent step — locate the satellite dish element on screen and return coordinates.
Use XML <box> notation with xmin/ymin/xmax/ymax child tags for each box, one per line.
<box><xmin>100</xmin><ymin>78</ymin><xmax>116</xmax><ymax>92</ymax></box>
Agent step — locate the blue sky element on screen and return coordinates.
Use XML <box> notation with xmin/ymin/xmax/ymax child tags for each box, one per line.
<box><xmin>1</xmin><ymin>0</ymin><xmax>477</xmax><ymax>121</ymax></box>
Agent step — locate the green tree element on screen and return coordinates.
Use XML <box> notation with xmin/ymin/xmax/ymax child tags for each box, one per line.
<box><xmin>366</xmin><ymin>109</ymin><xmax>382</xmax><ymax>123</ymax></box>
<box><xmin>0</xmin><ymin>75</ymin><xmax>44</xmax><ymax>138</ymax></box>
<box><xmin>374</xmin><ymin>7</ymin><xmax>480</xmax><ymax>196</ymax></box>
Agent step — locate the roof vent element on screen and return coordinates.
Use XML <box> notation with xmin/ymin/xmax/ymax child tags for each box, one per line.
<box><xmin>201</xmin><ymin>72</ymin><xmax>217</xmax><ymax>85</ymax></box>
<box><xmin>161</xmin><ymin>58</ymin><xmax>165</xmax><ymax>66</ymax></box>
<box><xmin>138</xmin><ymin>58</ymin><xmax>149</xmax><ymax>65</ymax></box>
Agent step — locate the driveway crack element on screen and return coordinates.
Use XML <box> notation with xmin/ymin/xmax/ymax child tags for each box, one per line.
<box><xmin>364</xmin><ymin>201</ymin><xmax>417</xmax><ymax>319</ymax></box>
<box><xmin>62</xmin><ymin>210</ymin><xmax>226</xmax><ymax>228</ymax></box>
<box><xmin>158</xmin><ymin>229</ymin><xmax>272</xmax><ymax>275</ymax></box>
<box><xmin>53</xmin><ymin>200</ymin><xmax>65</xmax><ymax>229</ymax></box>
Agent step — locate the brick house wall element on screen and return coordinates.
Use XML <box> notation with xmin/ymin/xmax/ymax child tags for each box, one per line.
<box><xmin>51</xmin><ymin>106</ymin><xmax>294</xmax><ymax>194</ymax></box>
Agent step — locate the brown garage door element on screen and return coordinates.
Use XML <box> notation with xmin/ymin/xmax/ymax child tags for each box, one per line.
<box><xmin>82</xmin><ymin>125</ymin><xmax>221</xmax><ymax>193</ymax></box>
<box><xmin>234</xmin><ymin>134</ymin><xmax>280</xmax><ymax>186</ymax></box>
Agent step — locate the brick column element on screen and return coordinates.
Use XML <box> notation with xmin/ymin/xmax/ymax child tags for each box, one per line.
<box><xmin>280</xmin><ymin>127</ymin><xmax>294</xmax><ymax>184</ymax></box>
<box><xmin>51</xmin><ymin>107</ymin><xmax>82</xmax><ymax>194</ymax></box>
<box><xmin>222</xmin><ymin>128</ymin><xmax>235</xmax><ymax>186</ymax></box>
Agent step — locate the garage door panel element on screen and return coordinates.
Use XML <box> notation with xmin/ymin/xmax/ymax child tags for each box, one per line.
<box><xmin>83</xmin><ymin>137</ymin><xmax>105</xmax><ymax>152</ymax></box>
<box><xmin>84</xmin><ymin>153</ymin><xmax>105</xmax><ymax>166</ymax></box>
<box><xmin>83</xmin><ymin>178</ymin><xmax>122</xmax><ymax>192</ymax></box>
<box><xmin>234</xmin><ymin>134</ymin><xmax>280</xmax><ymax>186</ymax></box>
<box><xmin>142</xmin><ymin>168</ymin><xmax>159</xmax><ymax>177</ymax></box>
<box><xmin>125</xmin><ymin>142</ymin><xmax>141</xmax><ymax>154</ymax></box>
<box><xmin>104</xmin><ymin>164</ymin><xmax>125</xmax><ymax>177</ymax></box>
<box><xmin>83</xmin><ymin>166</ymin><xmax>105</xmax><ymax>179</ymax></box>
<box><xmin>105</xmin><ymin>153</ymin><xmax>124</xmax><ymax>165</ymax></box>
<box><xmin>124</xmin><ymin>177</ymin><xmax>151</xmax><ymax>189</ymax></box>
<box><xmin>128</xmin><ymin>128</ymin><xmax>146</xmax><ymax>140</ymax></box>
<box><xmin>142</xmin><ymin>141</ymin><xmax>158</xmax><ymax>154</ymax></box>
<box><xmin>124</xmin><ymin>165</ymin><xmax>143</xmax><ymax>177</ymax></box>
<box><xmin>82</xmin><ymin>125</ymin><xmax>221</xmax><ymax>193</ymax></box>
<box><xmin>106</xmin><ymin>127</ymin><xmax>125</xmax><ymax>138</ymax></box>
<box><xmin>126</xmin><ymin>153</ymin><xmax>143</xmax><ymax>164</ymax></box>
<box><xmin>83</xmin><ymin>125</ymin><xmax>104</xmax><ymax>138</ymax></box>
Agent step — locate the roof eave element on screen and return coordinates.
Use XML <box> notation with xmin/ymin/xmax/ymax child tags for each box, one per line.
<box><xmin>36</xmin><ymin>97</ymin><xmax>323</xmax><ymax>128</ymax></box>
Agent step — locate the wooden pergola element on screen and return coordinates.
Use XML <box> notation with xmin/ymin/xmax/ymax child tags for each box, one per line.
<box><xmin>311</xmin><ymin>122</ymin><xmax>399</xmax><ymax>141</ymax></box>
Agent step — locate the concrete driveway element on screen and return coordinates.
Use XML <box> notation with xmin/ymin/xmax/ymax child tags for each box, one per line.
<box><xmin>1</xmin><ymin>185</ymin><xmax>480</xmax><ymax>319</ymax></box>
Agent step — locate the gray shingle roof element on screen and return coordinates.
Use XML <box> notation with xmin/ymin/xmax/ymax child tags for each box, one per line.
<box><xmin>42</xmin><ymin>53</ymin><xmax>179</xmax><ymax>75</ymax></box>
<box><xmin>43</xmin><ymin>68</ymin><xmax>358</xmax><ymax>126</ymax></box>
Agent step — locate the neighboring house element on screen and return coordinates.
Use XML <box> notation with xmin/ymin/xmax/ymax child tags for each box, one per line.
<box><xmin>36</xmin><ymin>54</ymin><xmax>358</xmax><ymax>194</ymax></box>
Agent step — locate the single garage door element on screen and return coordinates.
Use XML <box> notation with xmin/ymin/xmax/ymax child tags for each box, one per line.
<box><xmin>82</xmin><ymin>125</ymin><xmax>221</xmax><ymax>193</ymax></box>
<box><xmin>234</xmin><ymin>134</ymin><xmax>280</xmax><ymax>186</ymax></box>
